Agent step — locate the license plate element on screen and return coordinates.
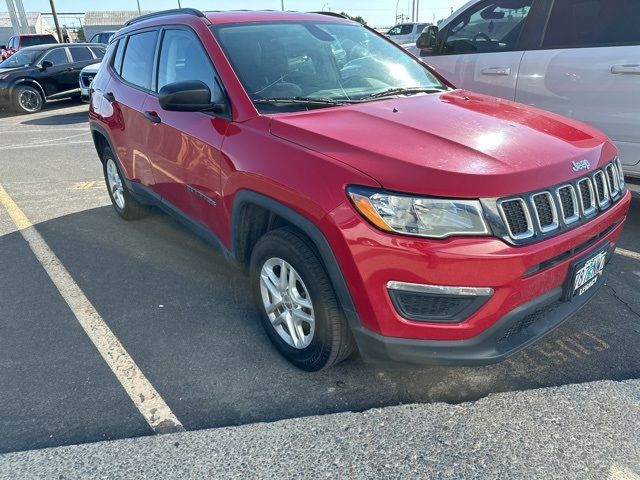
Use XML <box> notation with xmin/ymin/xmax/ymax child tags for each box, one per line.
<box><xmin>572</xmin><ymin>250</ymin><xmax>607</xmax><ymax>297</ymax></box>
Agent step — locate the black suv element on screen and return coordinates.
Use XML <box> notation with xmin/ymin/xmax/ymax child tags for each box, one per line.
<box><xmin>0</xmin><ymin>43</ymin><xmax>105</xmax><ymax>113</ymax></box>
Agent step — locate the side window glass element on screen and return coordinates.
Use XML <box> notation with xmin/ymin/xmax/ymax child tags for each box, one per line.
<box><xmin>543</xmin><ymin>0</ymin><xmax>640</xmax><ymax>48</ymax></box>
<box><xmin>444</xmin><ymin>0</ymin><xmax>532</xmax><ymax>54</ymax></box>
<box><xmin>388</xmin><ymin>26</ymin><xmax>402</xmax><ymax>35</ymax></box>
<box><xmin>400</xmin><ymin>24</ymin><xmax>413</xmax><ymax>35</ymax></box>
<box><xmin>157</xmin><ymin>29</ymin><xmax>218</xmax><ymax>100</ymax></box>
<box><xmin>70</xmin><ymin>46</ymin><xmax>93</xmax><ymax>62</ymax></box>
<box><xmin>90</xmin><ymin>47</ymin><xmax>105</xmax><ymax>59</ymax></box>
<box><xmin>121</xmin><ymin>30</ymin><xmax>158</xmax><ymax>90</ymax></box>
<box><xmin>112</xmin><ymin>39</ymin><xmax>125</xmax><ymax>74</ymax></box>
<box><xmin>42</xmin><ymin>48</ymin><xmax>68</xmax><ymax>66</ymax></box>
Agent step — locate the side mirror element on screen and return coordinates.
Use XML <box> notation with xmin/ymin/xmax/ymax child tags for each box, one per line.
<box><xmin>159</xmin><ymin>80</ymin><xmax>227</xmax><ymax>114</ymax></box>
<box><xmin>41</xmin><ymin>60</ymin><xmax>53</xmax><ymax>70</ymax></box>
<box><xmin>416</xmin><ymin>25</ymin><xmax>439</xmax><ymax>50</ymax></box>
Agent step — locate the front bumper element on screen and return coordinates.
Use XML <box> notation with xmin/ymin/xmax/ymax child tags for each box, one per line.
<box><xmin>353</xmin><ymin>258</ymin><xmax>608</xmax><ymax>365</ymax></box>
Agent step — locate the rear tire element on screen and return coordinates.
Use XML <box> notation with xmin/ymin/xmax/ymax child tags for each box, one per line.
<box><xmin>250</xmin><ymin>227</ymin><xmax>355</xmax><ymax>371</ymax></box>
<box><xmin>101</xmin><ymin>146</ymin><xmax>149</xmax><ymax>220</ymax></box>
<box><xmin>13</xmin><ymin>85</ymin><xmax>43</xmax><ymax>114</ymax></box>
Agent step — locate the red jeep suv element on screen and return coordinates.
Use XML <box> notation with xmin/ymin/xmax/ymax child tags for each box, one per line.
<box><xmin>88</xmin><ymin>9</ymin><xmax>631</xmax><ymax>371</ymax></box>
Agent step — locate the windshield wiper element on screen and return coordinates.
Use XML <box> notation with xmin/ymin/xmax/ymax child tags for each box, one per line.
<box><xmin>360</xmin><ymin>87</ymin><xmax>448</xmax><ymax>100</ymax></box>
<box><xmin>253</xmin><ymin>97</ymin><xmax>353</xmax><ymax>106</ymax></box>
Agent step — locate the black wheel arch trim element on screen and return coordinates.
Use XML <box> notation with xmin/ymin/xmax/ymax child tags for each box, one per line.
<box><xmin>10</xmin><ymin>78</ymin><xmax>46</xmax><ymax>100</ymax></box>
<box><xmin>231</xmin><ymin>190</ymin><xmax>363</xmax><ymax>330</ymax></box>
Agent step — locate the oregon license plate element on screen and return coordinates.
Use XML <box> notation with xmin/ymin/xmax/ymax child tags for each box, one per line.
<box><xmin>572</xmin><ymin>250</ymin><xmax>607</xmax><ymax>297</ymax></box>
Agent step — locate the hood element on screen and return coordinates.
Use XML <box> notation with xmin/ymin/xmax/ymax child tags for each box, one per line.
<box><xmin>269</xmin><ymin>90</ymin><xmax>615</xmax><ymax>198</ymax></box>
<box><xmin>81</xmin><ymin>62</ymin><xmax>101</xmax><ymax>74</ymax></box>
<box><xmin>0</xmin><ymin>65</ymin><xmax>31</xmax><ymax>75</ymax></box>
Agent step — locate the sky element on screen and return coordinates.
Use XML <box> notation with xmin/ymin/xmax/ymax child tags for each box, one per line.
<box><xmin>16</xmin><ymin>0</ymin><xmax>469</xmax><ymax>27</ymax></box>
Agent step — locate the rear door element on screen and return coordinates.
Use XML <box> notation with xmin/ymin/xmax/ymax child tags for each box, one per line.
<box><xmin>68</xmin><ymin>46</ymin><xmax>99</xmax><ymax>90</ymax></box>
<box><xmin>425</xmin><ymin>0</ymin><xmax>536</xmax><ymax>101</ymax></box>
<box><xmin>142</xmin><ymin>26</ymin><xmax>230</xmax><ymax>237</ymax></box>
<box><xmin>104</xmin><ymin>30</ymin><xmax>159</xmax><ymax>188</ymax></box>
<box><xmin>516</xmin><ymin>0</ymin><xmax>640</xmax><ymax>172</ymax></box>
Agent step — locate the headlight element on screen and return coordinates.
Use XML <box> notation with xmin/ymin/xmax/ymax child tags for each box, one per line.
<box><xmin>347</xmin><ymin>187</ymin><xmax>490</xmax><ymax>239</ymax></box>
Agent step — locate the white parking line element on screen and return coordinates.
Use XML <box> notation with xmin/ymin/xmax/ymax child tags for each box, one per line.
<box><xmin>0</xmin><ymin>184</ymin><xmax>184</xmax><ymax>434</ymax></box>
<box><xmin>616</xmin><ymin>248</ymin><xmax>640</xmax><ymax>261</ymax></box>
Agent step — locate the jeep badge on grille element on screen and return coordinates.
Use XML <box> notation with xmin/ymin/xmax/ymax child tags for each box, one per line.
<box><xmin>572</xmin><ymin>159</ymin><xmax>591</xmax><ymax>172</ymax></box>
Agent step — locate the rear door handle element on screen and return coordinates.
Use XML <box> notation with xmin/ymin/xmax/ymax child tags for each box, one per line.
<box><xmin>103</xmin><ymin>92</ymin><xmax>115</xmax><ymax>102</ymax></box>
<box><xmin>611</xmin><ymin>64</ymin><xmax>640</xmax><ymax>75</ymax></box>
<box><xmin>143</xmin><ymin>111</ymin><xmax>161</xmax><ymax>124</ymax></box>
<box><xmin>481</xmin><ymin>67</ymin><xmax>511</xmax><ymax>76</ymax></box>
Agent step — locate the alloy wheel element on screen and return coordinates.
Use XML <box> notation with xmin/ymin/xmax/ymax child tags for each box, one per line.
<box><xmin>106</xmin><ymin>158</ymin><xmax>125</xmax><ymax>210</ymax></box>
<box><xmin>259</xmin><ymin>257</ymin><xmax>315</xmax><ymax>349</ymax></box>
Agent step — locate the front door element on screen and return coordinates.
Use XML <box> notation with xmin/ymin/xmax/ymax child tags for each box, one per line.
<box><xmin>143</xmin><ymin>27</ymin><xmax>230</xmax><ymax>238</ymax></box>
<box><xmin>424</xmin><ymin>0</ymin><xmax>535</xmax><ymax>101</ymax></box>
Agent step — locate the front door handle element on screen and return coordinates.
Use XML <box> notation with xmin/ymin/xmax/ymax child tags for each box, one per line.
<box><xmin>611</xmin><ymin>64</ymin><xmax>640</xmax><ymax>75</ymax></box>
<box><xmin>143</xmin><ymin>111</ymin><xmax>161</xmax><ymax>124</ymax></box>
<box><xmin>103</xmin><ymin>92</ymin><xmax>115</xmax><ymax>102</ymax></box>
<box><xmin>481</xmin><ymin>67</ymin><xmax>511</xmax><ymax>76</ymax></box>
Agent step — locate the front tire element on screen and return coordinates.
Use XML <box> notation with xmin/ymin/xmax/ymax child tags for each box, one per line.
<box><xmin>250</xmin><ymin>227</ymin><xmax>355</xmax><ymax>371</ymax></box>
<box><xmin>13</xmin><ymin>85</ymin><xmax>43</xmax><ymax>114</ymax></box>
<box><xmin>102</xmin><ymin>146</ymin><xmax>149</xmax><ymax>220</ymax></box>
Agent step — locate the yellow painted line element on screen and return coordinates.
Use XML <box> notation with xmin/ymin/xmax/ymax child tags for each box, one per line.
<box><xmin>0</xmin><ymin>184</ymin><xmax>183</xmax><ymax>434</ymax></box>
<box><xmin>616</xmin><ymin>248</ymin><xmax>640</xmax><ymax>261</ymax></box>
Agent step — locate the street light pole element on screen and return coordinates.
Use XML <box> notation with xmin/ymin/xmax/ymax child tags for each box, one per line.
<box><xmin>48</xmin><ymin>0</ymin><xmax>62</xmax><ymax>43</ymax></box>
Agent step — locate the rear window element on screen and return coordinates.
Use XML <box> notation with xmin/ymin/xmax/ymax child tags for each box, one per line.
<box><xmin>20</xmin><ymin>35</ymin><xmax>56</xmax><ymax>47</ymax></box>
<box><xmin>120</xmin><ymin>30</ymin><xmax>158</xmax><ymax>90</ymax></box>
<box><xmin>543</xmin><ymin>0</ymin><xmax>640</xmax><ymax>48</ymax></box>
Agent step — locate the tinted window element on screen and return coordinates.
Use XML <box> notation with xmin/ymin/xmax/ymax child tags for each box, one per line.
<box><xmin>42</xmin><ymin>48</ymin><xmax>68</xmax><ymax>66</ymax></box>
<box><xmin>120</xmin><ymin>30</ymin><xmax>158</xmax><ymax>90</ymax></box>
<box><xmin>543</xmin><ymin>0</ymin><xmax>640</xmax><ymax>48</ymax></box>
<box><xmin>70</xmin><ymin>46</ymin><xmax>93</xmax><ymax>62</ymax></box>
<box><xmin>112</xmin><ymin>39</ymin><xmax>125</xmax><ymax>74</ymax></box>
<box><xmin>20</xmin><ymin>35</ymin><xmax>56</xmax><ymax>47</ymax></box>
<box><xmin>90</xmin><ymin>46</ymin><xmax>106</xmax><ymax>59</ymax></box>
<box><xmin>417</xmin><ymin>23</ymin><xmax>429</xmax><ymax>33</ymax></box>
<box><xmin>444</xmin><ymin>0</ymin><xmax>532</xmax><ymax>54</ymax></box>
<box><xmin>157</xmin><ymin>29</ymin><xmax>217</xmax><ymax>99</ymax></box>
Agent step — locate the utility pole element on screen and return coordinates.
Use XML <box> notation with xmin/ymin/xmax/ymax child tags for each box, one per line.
<box><xmin>281</xmin><ymin>0</ymin><xmax>284</xmax><ymax>11</ymax></box>
<box><xmin>177</xmin><ymin>0</ymin><xmax>181</xmax><ymax>7</ymax></box>
<box><xmin>48</xmin><ymin>0</ymin><xmax>62</xmax><ymax>43</ymax></box>
<box><xmin>136</xmin><ymin>0</ymin><xmax>141</xmax><ymax>15</ymax></box>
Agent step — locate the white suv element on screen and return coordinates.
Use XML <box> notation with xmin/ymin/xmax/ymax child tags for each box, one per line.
<box><xmin>409</xmin><ymin>0</ymin><xmax>640</xmax><ymax>178</ymax></box>
<box><xmin>386</xmin><ymin>22</ymin><xmax>430</xmax><ymax>45</ymax></box>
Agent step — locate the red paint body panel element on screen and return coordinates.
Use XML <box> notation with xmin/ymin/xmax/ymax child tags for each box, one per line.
<box><xmin>88</xmin><ymin>10</ymin><xmax>631</xmax><ymax>352</ymax></box>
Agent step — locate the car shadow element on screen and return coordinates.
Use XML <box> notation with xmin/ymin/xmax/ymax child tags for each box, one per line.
<box><xmin>0</xmin><ymin>99</ymin><xmax>86</xmax><ymax>120</ymax></box>
<box><xmin>21</xmin><ymin>110</ymin><xmax>88</xmax><ymax>126</ymax></box>
<box><xmin>2</xmin><ymin>200</ymin><xmax>639</xmax><ymax>453</ymax></box>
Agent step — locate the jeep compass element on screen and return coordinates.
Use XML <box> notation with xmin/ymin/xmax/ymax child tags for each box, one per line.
<box><xmin>88</xmin><ymin>9</ymin><xmax>631</xmax><ymax>371</ymax></box>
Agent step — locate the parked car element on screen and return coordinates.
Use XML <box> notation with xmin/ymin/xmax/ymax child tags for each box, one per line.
<box><xmin>79</xmin><ymin>62</ymin><xmax>101</xmax><ymax>102</ymax></box>
<box><xmin>385</xmin><ymin>22</ymin><xmax>431</xmax><ymax>44</ymax></box>
<box><xmin>0</xmin><ymin>44</ymin><xmax>105</xmax><ymax>113</ymax></box>
<box><xmin>89</xmin><ymin>9</ymin><xmax>630</xmax><ymax>371</ymax></box>
<box><xmin>89</xmin><ymin>31</ymin><xmax>116</xmax><ymax>45</ymax></box>
<box><xmin>410</xmin><ymin>0</ymin><xmax>640</xmax><ymax>179</ymax></box>
<box><xmin>0</xmin><ymin>34</ymin><xmax>58</xmax><ymax>60</ymax></box>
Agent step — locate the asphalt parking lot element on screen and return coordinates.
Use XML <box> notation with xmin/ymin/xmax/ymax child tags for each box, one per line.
<box><xmin>1</xmin><ymin>101</ymin><xmax>640</xmax><ymax>455</ymax></box>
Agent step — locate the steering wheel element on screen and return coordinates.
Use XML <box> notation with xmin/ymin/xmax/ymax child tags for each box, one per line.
<box><xmin>473</xmin><ymin>32</ymin><xmax>492</xmax><ymax>44</ymax></box>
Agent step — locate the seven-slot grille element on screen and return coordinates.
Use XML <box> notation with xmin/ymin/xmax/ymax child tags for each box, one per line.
<box><xmin>498</xmin><ymin>158</ymin><xmax>625</xmax><ymax>242</ymax></box>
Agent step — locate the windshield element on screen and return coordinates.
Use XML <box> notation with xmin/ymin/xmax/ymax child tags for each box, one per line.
<box><xmin>212</xmin><ymin>21</ymin><xmax>446</xmax><ymax>112</ymax></box>
<box><xmin>0</xmin><ymin>49</ymin><xmax>44</xmax><ymax>68</ymax></box>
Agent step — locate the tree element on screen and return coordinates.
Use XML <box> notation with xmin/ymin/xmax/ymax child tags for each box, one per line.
<box><xmin>340</xmin><ymin>12</ymin><xmax>367</xmax><ymax>25</ymax></box>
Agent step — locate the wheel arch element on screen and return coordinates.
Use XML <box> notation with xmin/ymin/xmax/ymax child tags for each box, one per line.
<box><xmin>231</xmin><ymin>190</ymin><xmax>362</xmax><ymax>330</ymax></box>
<box><xmin>10</xmin><ymin>78</ymin><xmax>46</xmax><ymax>100</ymax></box>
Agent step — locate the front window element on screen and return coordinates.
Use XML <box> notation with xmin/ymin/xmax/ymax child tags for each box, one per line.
<box><xmin>213</xmin><ymin>21</ymin><xmax>446</xmax><ymax>112</ymax></box>
<box><xmin>0</xmin><ymin>49</ymin><xmax>45</xmax><ymax>68</ymax></box>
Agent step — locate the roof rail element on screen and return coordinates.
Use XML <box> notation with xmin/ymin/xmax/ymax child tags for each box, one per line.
<box><xmin>124</xmin><ymin>8</ymin><xmax>208</xmax><ymax>27</ymax></box>
<box><xmin>310</xmin><ymin>11</ymin><xmax>350</xmax><ymax>20</ymax></box>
